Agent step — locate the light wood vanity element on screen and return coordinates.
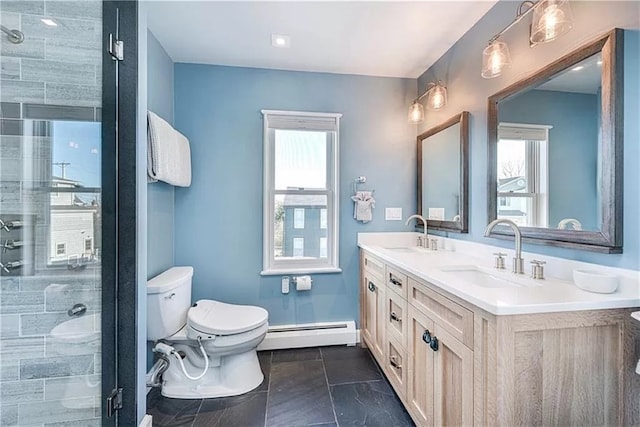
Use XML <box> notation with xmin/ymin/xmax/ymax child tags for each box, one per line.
<box><xmin>360</xmin><ymin>249</ymin><xmax>640</xmax><ymax>426</ymax></box>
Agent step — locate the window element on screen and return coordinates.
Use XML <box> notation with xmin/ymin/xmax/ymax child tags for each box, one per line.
<box><xmin>85</xmin><ymin>238</ymin><xmax>92</xmax><ymax>252</ymax></box>
<box><xmin>319</xmin><ymin>237</ymin><xmax>327</xmax><ymax>258</ymax></box>
<box><xmin>292</xmin><ymin>238</ymin><xmax>304</xmax><ymax>257</ymax></box>
<box><xmin>293</xmin><ymin>208</ymin><xmax>305</xmax><ymax>229</ymax></box>
<box><xmin>56</xmin><ymin>243</ymin><xmax>66</xmax><ymax>256</ymax></box>
<box><xmin>497</xmin><ymin>123</ymin><xmax>550</xmax><ymax>227</ymax></box>
<box><xmin>262</xmin><ymin>110</ymin><xmax>341</xmax><ymax>274</ymax></box>
<box><xmin>320</xmin><ymin>208</ymin><xmax>327</xmax><ymax>229</ymax></box>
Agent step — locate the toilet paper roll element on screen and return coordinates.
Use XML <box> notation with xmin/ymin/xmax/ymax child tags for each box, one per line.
<box><xmin>295</xmin><ymin>275</ymin><xmax>312</xmax><ymax>291</ymax></box>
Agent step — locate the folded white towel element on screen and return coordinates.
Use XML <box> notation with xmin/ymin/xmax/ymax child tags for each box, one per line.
<box><xmin>147</xmin><ymin>111</ymin><xmax>192</xmax><ymax>187</ymax></box>
<box><xmin>351</xmin><ymin>191</ymin><xmax>375</xmax><ymax>223</ymax></box>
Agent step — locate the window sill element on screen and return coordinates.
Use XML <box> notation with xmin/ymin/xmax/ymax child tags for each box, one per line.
<box><xmin>260</xmin><ymin>267</ymin><xmax>342</xmax><ymax>276</ymax></box>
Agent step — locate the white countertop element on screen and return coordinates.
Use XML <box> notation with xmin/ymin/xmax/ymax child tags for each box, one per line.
<box><xmin>358</xmin><ymin>233</ymin><xmax>640</xmax><ymax>316</ymax></box>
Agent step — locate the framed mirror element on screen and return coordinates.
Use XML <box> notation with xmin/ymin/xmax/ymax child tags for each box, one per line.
<box><xmin>487</xmin><ymin>29</ymin><xmax>623</xmax><ymax>253</ymax></box>
<box><xmin>418</xmin><ymin>111</ymin><xmax>469</xmax><ymax>233</ymax></box>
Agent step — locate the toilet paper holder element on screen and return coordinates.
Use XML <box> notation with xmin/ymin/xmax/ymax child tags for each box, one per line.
<box><xmin>291</xmin><ymin>275</ymin><xmax>313</xmax><ymax>285</ymax></box>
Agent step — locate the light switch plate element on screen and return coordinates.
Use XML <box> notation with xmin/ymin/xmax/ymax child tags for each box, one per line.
<box><xmin>385</xmin><ymin>207</ymin><xmax>402</xmax><ymax>221</ymax></box>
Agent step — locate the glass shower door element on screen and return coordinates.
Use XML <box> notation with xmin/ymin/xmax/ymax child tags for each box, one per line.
<box><xmin>0</xmin><ymin>1</ymin><xmax>107</xmax><ymax>425</ymax></box>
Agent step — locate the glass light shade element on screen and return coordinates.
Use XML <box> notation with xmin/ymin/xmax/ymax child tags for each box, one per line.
<box><xmin>408</xmin><ymin>101</ymin><xmax>425</xmax><ymax>124</ymax></box>
<box><xmin>427</xmin><ymin>84</ymin><xmax>447</xmax><ymax>110</ymax></box>
<box><xmin>482</xmin><ymin>41</ymin><xmax>511</xmax><ymax>79</ymax></box>
<box><xmin>530</xmin><ymin>0</ymin><xmax>573</xmax><ymax>44</ymax></box>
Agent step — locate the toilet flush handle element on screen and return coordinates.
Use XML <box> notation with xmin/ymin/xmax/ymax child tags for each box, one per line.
<box><xmin>164</xmin><ymin>293</ymin><xmax>176</xmax><ymax>299</ymax></box>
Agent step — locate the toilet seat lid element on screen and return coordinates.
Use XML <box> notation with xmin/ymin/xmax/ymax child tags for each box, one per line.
<box><xmin>187</xmin><ymin>300</ymin><xmax>268</xmax><ymax>335</ymax></box>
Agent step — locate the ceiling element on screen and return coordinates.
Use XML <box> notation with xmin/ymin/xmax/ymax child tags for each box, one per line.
<box><xmin>535</xmin><ymin>54</ymin><xmax>602</xmax><ymax>94</ymax></box>
<box><xmin>147</xmin><ymin>1</ymin><xmax>497</xmax><ymax>79</ymax></box>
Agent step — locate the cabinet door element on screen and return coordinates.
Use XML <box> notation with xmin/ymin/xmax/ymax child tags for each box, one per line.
<box><xmin>362</xmin><ymin>272</ymin><xmax>384</xmax><ymax>359</ymax></box>
<box><xmin>373</xmin><ymin>279</ymin><xmax>386</xmax><ymax>359</ymax></box>
<box><xmin>407</xmin><ymin>306</ymin><xmax>435</xmax><ymax>426</ymax></box>
<box><xmin>433</xmin><ymin>324</ymin><xmax>474</xmax><ymax>427</ymax></box>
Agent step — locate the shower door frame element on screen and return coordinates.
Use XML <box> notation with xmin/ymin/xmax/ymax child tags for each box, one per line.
<box><xmin>101</xmin><ymin>1</ymin><xmax>139</xmax><ymax>425</ymax></box>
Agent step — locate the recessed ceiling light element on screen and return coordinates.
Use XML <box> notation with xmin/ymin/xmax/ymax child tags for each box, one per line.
<box><xmin>271</xmin><ymin>34</ymin><xmax>290</xmax><ymax>48</ymax></box>
<box><xmin>41</xmin><ymin>18</ymin><xmax>58</xmax><ymax>27</ymax></box>
<box><xmin>571</xmin><ymin>65</ymin><xmax>584</xmax><ymax>72</ymax></box>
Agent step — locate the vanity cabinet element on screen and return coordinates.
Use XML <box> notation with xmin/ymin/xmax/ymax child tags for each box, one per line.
<box><xmin>359</xmin><ymin>249</ymin><xmax>640</xmax><ymax>427</ymax></box>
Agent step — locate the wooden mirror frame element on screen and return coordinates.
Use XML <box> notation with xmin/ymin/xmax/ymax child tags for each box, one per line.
<box><xmin>487</xmin><ymin>29</ymin><xmax>623</xmax><ymax>253</ymax></box>
<box><xmin>417</xmin><ymin>111</ymin><xmax>470</xmax><ymax>233</ymax></box>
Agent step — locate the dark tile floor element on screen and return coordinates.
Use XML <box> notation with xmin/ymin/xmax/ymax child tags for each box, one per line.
<box><xmin>147</xmin><ymin>345</ymin><xmax>415</xmax><ymax>427</ymax></box>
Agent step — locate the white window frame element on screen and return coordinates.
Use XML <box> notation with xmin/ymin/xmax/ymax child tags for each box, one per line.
<box><xmin>293</xmin><ymin>208</ymin><xmax>305</xmax><ymax>229</ymax></box>
<box><xmin>261</xmin><ymin>110</ymin><xmax>342</xmax><ymax>275</ymax></box>
<box><xmin>497</xmin><ymin>123</ymin><xmax>550</xmax><ymax>228</ymax></box>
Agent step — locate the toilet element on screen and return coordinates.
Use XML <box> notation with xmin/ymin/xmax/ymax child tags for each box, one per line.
<box><xmin>147</xmin><ymin>266</ymin><xmax>269</xmax><ymax>399</ymax></box>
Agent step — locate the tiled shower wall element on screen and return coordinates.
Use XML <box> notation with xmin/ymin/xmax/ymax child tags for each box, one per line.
<box><xmin>1</xmin><ymin>1</ymin><xmax>103</xmax><ymax>426</ymax></box>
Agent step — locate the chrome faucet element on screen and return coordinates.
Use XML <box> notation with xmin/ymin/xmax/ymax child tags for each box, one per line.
<box><xmin>406</xmin><ymin>214</ymin><xmax>428</xmax><ymax>248</ymax></box>
<box><xmin>484</xmin><ymin>219</ymin><xmax>524</xmax><ymax>274</ymax></box>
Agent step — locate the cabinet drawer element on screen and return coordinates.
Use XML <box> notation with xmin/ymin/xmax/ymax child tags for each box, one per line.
<box><xmin>385</xmin><ymin>289</ymin><xmax>407</xmax><ymax>349</ymax></box>
<box><xmin>362</xmin><ymin>251</ymin><xmax>384</xmax><ymax>278</ymax></box>
<box><xmin>385</xmin><ymin>336</ymin><xmax>407</xmax><ymax>398</ymax></box>
<box><xmin>408</xmin><ymin>278</ymin><xmax>474</xmax><ymax>349</ymax></box>
<box><xmin>386</xmin><ymin>265</ymin><xmax>408</xmax><ymax>299</ymax></box>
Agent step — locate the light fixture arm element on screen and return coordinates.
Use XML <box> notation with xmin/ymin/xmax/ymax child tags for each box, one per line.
<box><xmin>414</xmin><ymin>81</ymin><xmax>440</xmax><ymax>102</ymax></box>
<box><xmin>488</xmin><ymin>0</ymin><xmax>537</xmax><ymax>44</ymax></box>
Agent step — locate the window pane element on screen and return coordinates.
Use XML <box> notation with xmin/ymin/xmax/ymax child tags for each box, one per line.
<box><xmin>274</xmin><ymin>194</ymin><xmax>328</xmax><ymax>260</ymax></box>
<box><xmin>497</xmin><ymin>139</ymin><xmax>527</xmax><ymax>193</ymax></box>
<box><xmin>497</xmin><ymin>196</ymin><xmax>534</xmax><ymax>227</ymax></box>
<box><xmin>320</xmin><ymin>208</ymin><xmax>327</xmax><ymax>229</ymax></box>
<box><xmin>293</xmin><ymin>208</ymin><xmax>305</xmax><ymax>229</ymax></box>
<box><xmin>319</xmin><ymin>237</ymin><xmax>327</xmax><ymax>258</ymax></box>
<box><xmin>275</xmin><ymin>130</ymin><xmax>327</xmax><ymax>190</ymax></box>
<box><xmin>292</xmin><ymin>238</ymin><xmax>304</xmax><ymax>257</ymax></box>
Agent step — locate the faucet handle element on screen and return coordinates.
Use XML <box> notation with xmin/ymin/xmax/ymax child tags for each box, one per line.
<box><xmin>530</xmin><ymin>260</ymin><xmax>546</xmax><ymax>279</ymax></box>
<box><xmin>493</xmin><ymin>252</ymin><xmax>506</xmax><ymax>270</ymax></box>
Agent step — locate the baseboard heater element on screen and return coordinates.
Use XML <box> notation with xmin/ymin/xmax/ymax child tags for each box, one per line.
<box><xmin>257</xmin><ymin>320</ymin><xmax>358</xmax><ymax>351</ymax></box>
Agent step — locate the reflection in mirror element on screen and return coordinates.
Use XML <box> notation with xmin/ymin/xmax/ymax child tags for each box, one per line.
<box><xmin>487</xmin><ymin>29</ymin><xmax>623</xmax><ymax>252</ymax></box>
<box><xmin>497</xmin><ymin>53</ymin><xmax>601</xmax><ymax>231</ymax></box>
<box><xmin>418</xmin><ymin>111</ymin><xmax>469</xmax><ymax>233</ymax></box>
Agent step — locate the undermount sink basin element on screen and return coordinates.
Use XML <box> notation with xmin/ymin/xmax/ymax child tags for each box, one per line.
<box><xmin>439</xmin><ymin>265</ymin><xmax>522</xmax><ymax>289</ymax></box>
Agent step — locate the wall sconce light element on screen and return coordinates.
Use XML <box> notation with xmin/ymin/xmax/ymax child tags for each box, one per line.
<box><xmin>481</xmin><ymin>0</ymin><xmax>573</xmax><ymax>79</ymax></box>
<box><xmin>407</xmin><ymin>81</ymin><xmax>448</xmax><ymax>124</ymax></box>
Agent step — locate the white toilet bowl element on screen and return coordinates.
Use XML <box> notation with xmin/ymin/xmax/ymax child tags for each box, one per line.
<box><xmin>147</xmin><ymin>267</ymin><xmax>269</xmax><ymax>399</ymax></box>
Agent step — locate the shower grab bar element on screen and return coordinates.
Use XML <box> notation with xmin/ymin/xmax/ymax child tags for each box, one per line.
<box><xmin>0</xmin><ymin>25</ymin><xmax>24</xmax><ymax>44</ymax></box>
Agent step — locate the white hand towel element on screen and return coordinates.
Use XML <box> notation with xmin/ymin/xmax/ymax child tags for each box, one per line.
<box><xmin>147</xmin><ymin>111</ymin><xmax>192</xmax><ymax>187</ymax></box>
<box><xmin>351</xmin><ymin>191</ymin><xmax>375</xmax><ymax>223</ymax></box>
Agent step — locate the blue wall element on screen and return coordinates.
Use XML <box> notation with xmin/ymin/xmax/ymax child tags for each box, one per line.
<box><xmin>174</xmin><ymin>64</ymin><xmax>416</xmax><ymax>326</ymax></box>
<box><xmin>147</xmin><ymin>30</ymin><xmax>175</xmax><ymax>278</ymax></box>
<box><xmin>417</xmin><ymin>1</ymin><xmax>640</xmax><ymax>269</ymax></box>
<box><xmin>500</xmin><ymin>89</ymin><xmax>599</xmax><ymax>230</ymax></box>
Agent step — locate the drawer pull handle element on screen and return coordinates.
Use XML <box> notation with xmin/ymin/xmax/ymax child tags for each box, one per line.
<box><xmin>368</xmin><ymin>281</ymin><xmax>376</xmax><ymax>292</ymax></box>
<box><xmin>422</xmin><ymin>329</ymin><xmax>432</xmax><ymax>344</ymax></box>
<box><xmin>430</xmin><ymin>336</ymin><xmax>439</xmax><ymax>352</ymax></box>
<box><xmin>390</xmin><ymin>312</ymin><xmax>402</xmax><ymax>323</ymax></box>
<box><xmin>389</xmin><ymin>276</ymin><xmax>402</xmax><ymax>287</ymax></box>
<box><xmin>390</xmin><ymin>355</ymin><xmax>402</xmax><ymax>370</ymax></box>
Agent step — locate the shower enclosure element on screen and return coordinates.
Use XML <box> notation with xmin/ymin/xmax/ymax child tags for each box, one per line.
<box><xmin>0</xmin><ymin>1</ymin><xmax>137</xmax><ymax>425</ymax></box>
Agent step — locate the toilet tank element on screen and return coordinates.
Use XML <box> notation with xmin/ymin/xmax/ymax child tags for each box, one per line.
<box><xmin>147</xmin><ymin>266</ymin><xmax>193</xmax><ymax>341</ymax></box>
